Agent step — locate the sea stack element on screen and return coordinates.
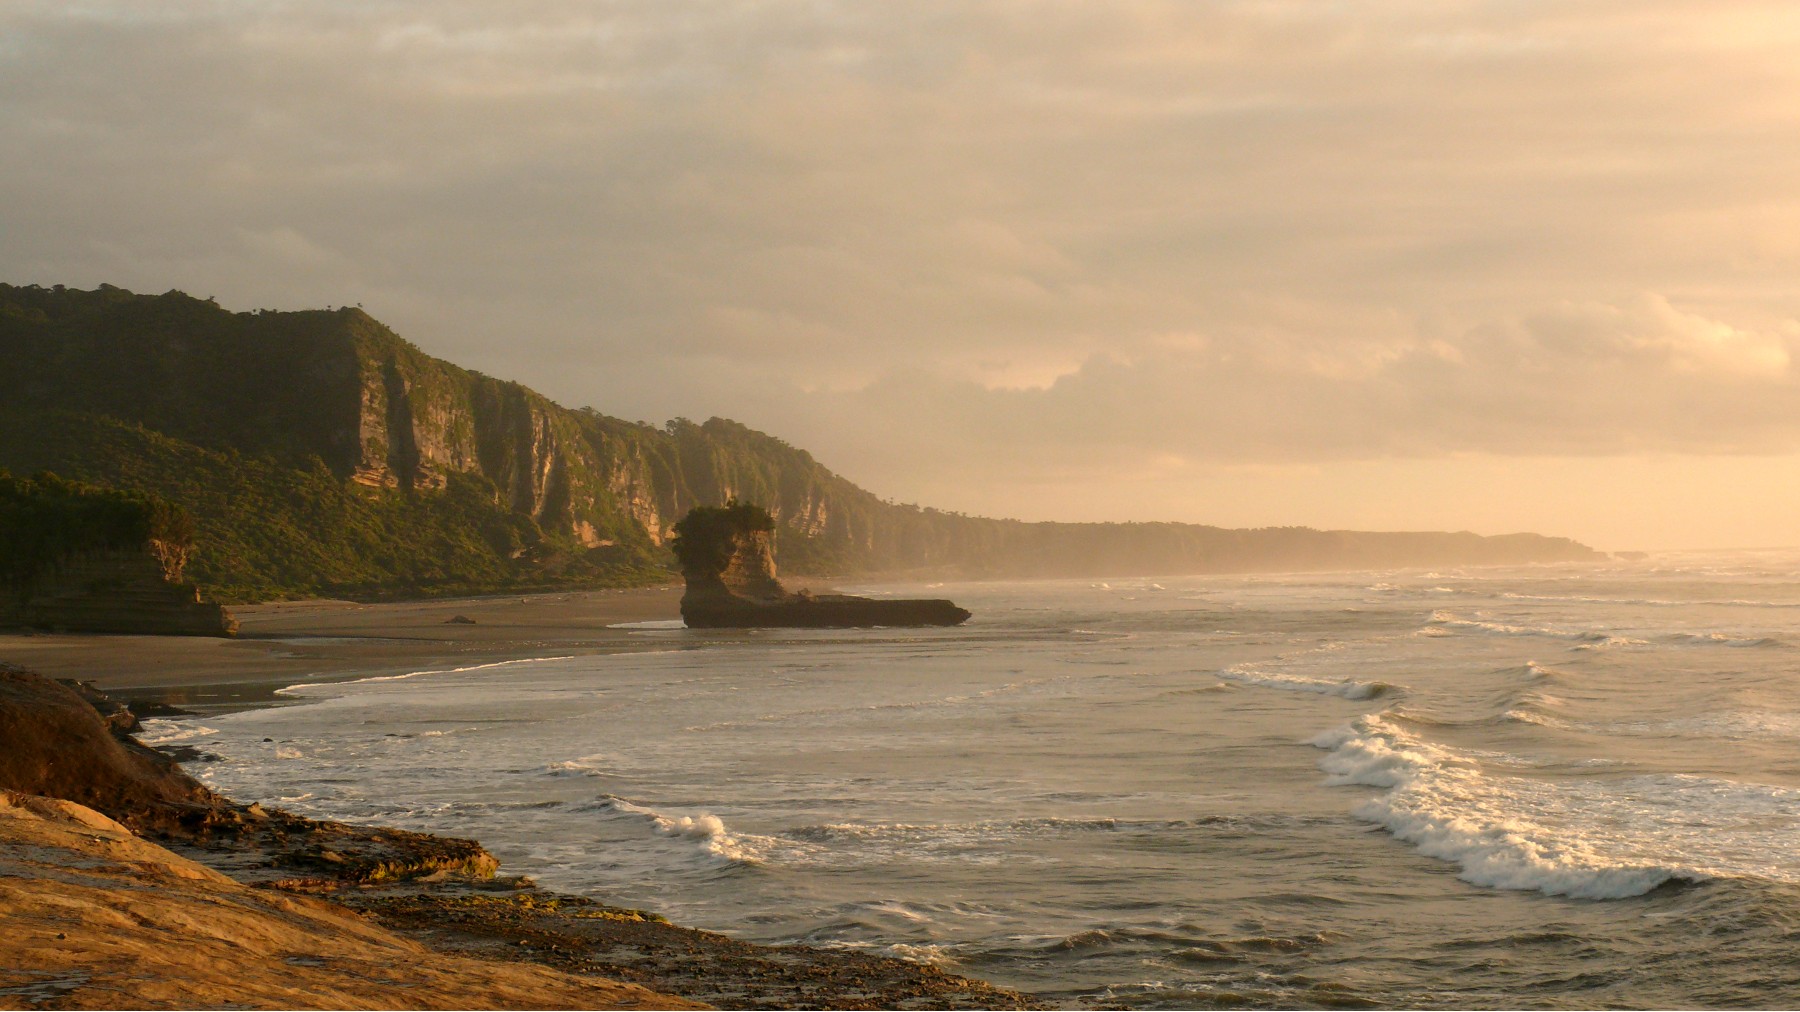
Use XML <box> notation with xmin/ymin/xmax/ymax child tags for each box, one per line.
<box><xmin>673</xmin><ymin>502</ymin><xmax>970</xmax><ymax>628</ymax></box>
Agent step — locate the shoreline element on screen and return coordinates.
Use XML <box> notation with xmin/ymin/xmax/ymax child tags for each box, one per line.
<box><xmin>0</xmin><ymin>594</ymin><xmax>1042</xmax><ymax>1009</ymax></box>
<box><xmin>0</xmin><ymin>585</ymin><xmax>687</xmax><ymax>713</ymax></box>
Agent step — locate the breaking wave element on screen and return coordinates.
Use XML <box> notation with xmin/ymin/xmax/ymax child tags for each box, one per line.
<box><xmin>1427</xmin><ymin>611</ymin><xmax>1650</xmax><ymax>650</ymax></box>
<box><xmin>1310</xmin><ymin>714</ymin><xmax>1700</xmax><ymax>899</ymax></box>
<box><xmin>135</xmin><ymin>719</ymin><xmax>221</xmax><ymax>746</ymax></box>
<box><xmin>1219</xmin><ymin>663</ymin><xmax>1397</xmax><ymax>700</ymax></box>
<box><xmin>1660</xmin><ymin>632</ymin><xmax>1787</xmax><ymax>649</ymax></box>
<box><xmin>580</xmin><ymin>795</ymin><xmax>788</xmax><ymax>866</ymax></box>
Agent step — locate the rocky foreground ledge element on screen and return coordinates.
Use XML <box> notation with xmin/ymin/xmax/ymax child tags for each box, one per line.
<box><xmin>0</xmin><ymin>666</ymin><xmax>1033</xmax><ymax>1010</ymax></box>
<box><xmin>673</xmin><ymin>503</ymin><xmax>971</xmax><ymax>629</ymax></box>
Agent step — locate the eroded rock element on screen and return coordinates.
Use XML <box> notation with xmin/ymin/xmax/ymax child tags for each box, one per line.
<box><xmin>0</xmin><ymin>666</ymin><xmax>494</xmax><ymax>884</ymax></box>
<box><xmin>672</xmin><ymin>502</ymin><xmax>971</xmax><ymax>628</ymax></box>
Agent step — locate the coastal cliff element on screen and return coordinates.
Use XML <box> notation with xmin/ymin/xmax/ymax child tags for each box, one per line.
<box><xmin>674</xmin><ymin>503</ymin><xmax>970</xmax><ymax>628</ymax></box>
<box><xmin>0</xmin><ymin>284</ymin><xmax>1603</xmax><ymax>601</ymax></box>
<box><xmin>0</xmin><ymin>471</ymin><xmax>237</xmax><ymax>636</ymax></box>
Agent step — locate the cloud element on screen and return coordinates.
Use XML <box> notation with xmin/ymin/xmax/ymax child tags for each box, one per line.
<box><xmin>6</xmin><ymin>1</ymin><xmax>1800</xmax><ymax>543</ymax></box>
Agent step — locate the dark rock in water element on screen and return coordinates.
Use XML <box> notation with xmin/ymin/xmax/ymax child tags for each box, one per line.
<box><xmin>445</xmin><ymin>614</ymin><xmax>477</xmax><ymax>624</ymax></box>
<box><xmin>127</xmin><ymin>698</ymin><xmax>194</xmax><ymax>720</ymax></box>
<box><xmin>672</xmin><ymin>503</ymin><xmax>970</xmax><ymax>629</ymax></box>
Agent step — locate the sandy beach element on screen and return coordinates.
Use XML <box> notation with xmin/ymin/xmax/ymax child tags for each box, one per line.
<box><xmin>0</xmin><ymin>586</ymin><xmax>685</xmax><ymax>710</ymax></box>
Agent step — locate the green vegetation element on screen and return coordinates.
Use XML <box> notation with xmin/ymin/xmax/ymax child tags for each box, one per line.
<box><xmin>0</xmin><ymin>283</ymin><xmax>1600</xmax><ymax>602</ymax></box>
<box><xmin>669</xmin><ymin>500</ymin><xmax>775</xmax><ymax>575</ymax></box>
<box><xmin>0</xmin><ymin>411</ymin><xmax>667</xmax><ymax>602</ymax></box>
<box><xmin>0</xmin><ymin>469</ymin><xmax>193</xmax><ymax>595</ymax></box>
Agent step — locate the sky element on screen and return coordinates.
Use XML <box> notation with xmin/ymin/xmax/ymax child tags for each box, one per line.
<box><xmin>5</xmin><ymin>1</ymin><xmax>1800</xmax><ymax>551</ymax></box>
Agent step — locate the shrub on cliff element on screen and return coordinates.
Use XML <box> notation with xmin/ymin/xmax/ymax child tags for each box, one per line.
<box><xmin>669</xmin><ymin>500</ymin><xmax>775</xmax><ymax>577</ymax></box>
<box><xmin>0</xmin><ymin>469</ymin><xmax>194</xmax><ymax>591</ymax></box>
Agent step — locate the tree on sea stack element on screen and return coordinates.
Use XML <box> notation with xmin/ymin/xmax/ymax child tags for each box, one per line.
<box><xmin>670</xmin><ymin>500</ymin><xmax>970</xmax><ymax>629</ymax></box>
<box><xmin>669</xmin><ymin>500</ymin><xmax>776</xmax><ymax>583</ymax></box>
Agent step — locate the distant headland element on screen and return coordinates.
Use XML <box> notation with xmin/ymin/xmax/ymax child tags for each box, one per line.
<box><xmin>0</xmin><ymin>283</ymin><xmax>1602</xmax><ymax>605</ymax></box>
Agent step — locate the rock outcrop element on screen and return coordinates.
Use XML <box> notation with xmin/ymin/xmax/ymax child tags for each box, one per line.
<box><xmin>673</xmin><ymin>503</ymin><xmax>971</xmax><ymax>628</ymax></box>
<box><xmin>0</xmin><ymin>471</ymin><xmax>237</xmax><ymax>636</ymax></box>
<box><xmin>0</xmin><ymin>665</ymin><xmax>227</xmax><ymax>836</ymax></box>
<box><xmin>0</xmin><ymin>666</ymin><xmax>492</xmax><ymax>880</ymax></box>
<box><xmin>0</xmin><ymin>791</ymin><xmax>702</xmax><ymax>1010</ymax></box>
<box><xmin>0</xmin><ymin>665</ymin><xmax>1034</xmax><ymax>1010</ymax></box>
<box><xmin>9</xmin><ymin>544</ymin><xmax>239</xmax><ymax>636</ymax></box>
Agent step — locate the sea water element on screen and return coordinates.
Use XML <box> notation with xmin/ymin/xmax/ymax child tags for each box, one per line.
<box><xmin>154</xmin><ymin>552</ymin><xmax>1800</xmax><ymax>1008</ymax></box>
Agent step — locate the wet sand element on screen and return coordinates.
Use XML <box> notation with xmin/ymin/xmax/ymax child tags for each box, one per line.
<box><xmin>0</xmin><ymin>587</ymin><xmax>685</xmax><ymax>712</ymax></box>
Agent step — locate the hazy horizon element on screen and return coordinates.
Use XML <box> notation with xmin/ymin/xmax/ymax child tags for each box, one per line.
<box><xmin>7</xmin><ymin>2</ymin><xmax>1799</xmax><ymax>552</ymax></box>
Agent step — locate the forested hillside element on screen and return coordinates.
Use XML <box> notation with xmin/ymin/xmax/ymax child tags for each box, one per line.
<box><xmin>0</xmin><ymin>284</ymin><xmax>1599</xmax><ymax>601</ymax></box>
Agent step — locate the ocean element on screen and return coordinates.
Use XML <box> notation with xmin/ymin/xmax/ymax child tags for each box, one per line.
<box><xmin>153</xmin><ymin>553</ymin><xmax>1800</xmax><ymax>1008</ymax></box>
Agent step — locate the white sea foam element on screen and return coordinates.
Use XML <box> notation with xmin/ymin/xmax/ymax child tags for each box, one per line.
<box><xmin>274</xmin><ymin>655</ymin><xmax>578</xmax><ymax>697</ymax></box>
<box><xmin>793</xmin><ymin>816</ymin><xmax>1125</xmax><ymax>845</ymax></box>
<box><xmin>1662</xmin><ymin>631</ymin><xmax>1785</xmax><ymax>649</ymax></box>
<box><xmin>135</xmin><ymin>719</ymin><xmax>221</xmax><ymax>746</ymax></box>
<box><xmin>827</xmin><ymin>938</ymin><xmax>954</xmax><ymax>965</ymax></box>
<box><xmin>588</xmin><ymin>795</ymin><xmax>787</xmax><ymax>865</ymax></box>
<box><xmin>1427</xmin><ymin>611</ymin><xmax>1646</xmax><ymax>650</ymax></box>
<box><xmin>545</xmin><ymin>754</ymin><xmax>611</xmax><ymax>776</ymax></box>
<box><xmin>1571</xmin><ymin>635</ymin><xmax>1648</xmax><ymax>651</ymax></box>
<box><xmin>366</xmin><ymin>656</ymin><xmax>579</xmax><ymax>680</ymax></box>
<box><xmin>1427</xmin><ymin>610</ymin><xmax>1538</xmax><ymax>636</ymax></box>
<box><xmin>608</xmin><ymin>619</ymin><xmax>688</xmax><ymax>630</ymax></box>
<box><xmin>1502</xmin><ymin>708</ymin><xmax>1575</xmax><ymax>730</ymax></box>
<box><xmin>1220</xmin><ymin>663</ymin><xmax>1396</xmax><ymax>700</ymax></box>
<box><xmin>1310</xmin><ymin>715</ymin><xmax>1694</xmax><ymax>899</ymax></box>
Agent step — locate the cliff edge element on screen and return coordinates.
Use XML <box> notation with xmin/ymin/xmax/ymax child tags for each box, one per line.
<box><xmin>674</xmin><ymin>502</ymin><xmax>971</xmax><ymax>628</ymax></box>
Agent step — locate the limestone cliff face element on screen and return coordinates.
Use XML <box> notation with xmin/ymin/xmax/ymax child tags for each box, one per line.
<box><xmin>0</xmin><ymin>470</ymin><xmax>237</xmax><ymax>636</ymax></box>
<box><xmin>4</xmin><ymin>542</ymin><xmax>238</xmax><ymax>637</ymax></box>
<box><xmin>334</xmin><ymin>318</ymin><xmax>685</xmax><ymax>549</ymax></box>
<box><xmin>0</xmin><ymin>285</ymin><xmax>1609</xmax><ymax>594</ymax></box>
<box><xmin>321</xmin><ymin>315</ymin><xmax>870</xmax><ymax>557</ymax></box>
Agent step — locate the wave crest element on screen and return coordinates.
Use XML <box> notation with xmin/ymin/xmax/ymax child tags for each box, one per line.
<box><xmin>1220</xmin><ymin>664</ymin><xmax>1396</xmax><ymax>700</ymax></box>
<box><xmin>1310</xmin><ymin>715</ymin><xmax>1698</xmax><ymax>899</ymax></box>
<box><xmin>584</xmin><ymin>795</ymin><xmax>783</xmax><ymax>866</ymax></box>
